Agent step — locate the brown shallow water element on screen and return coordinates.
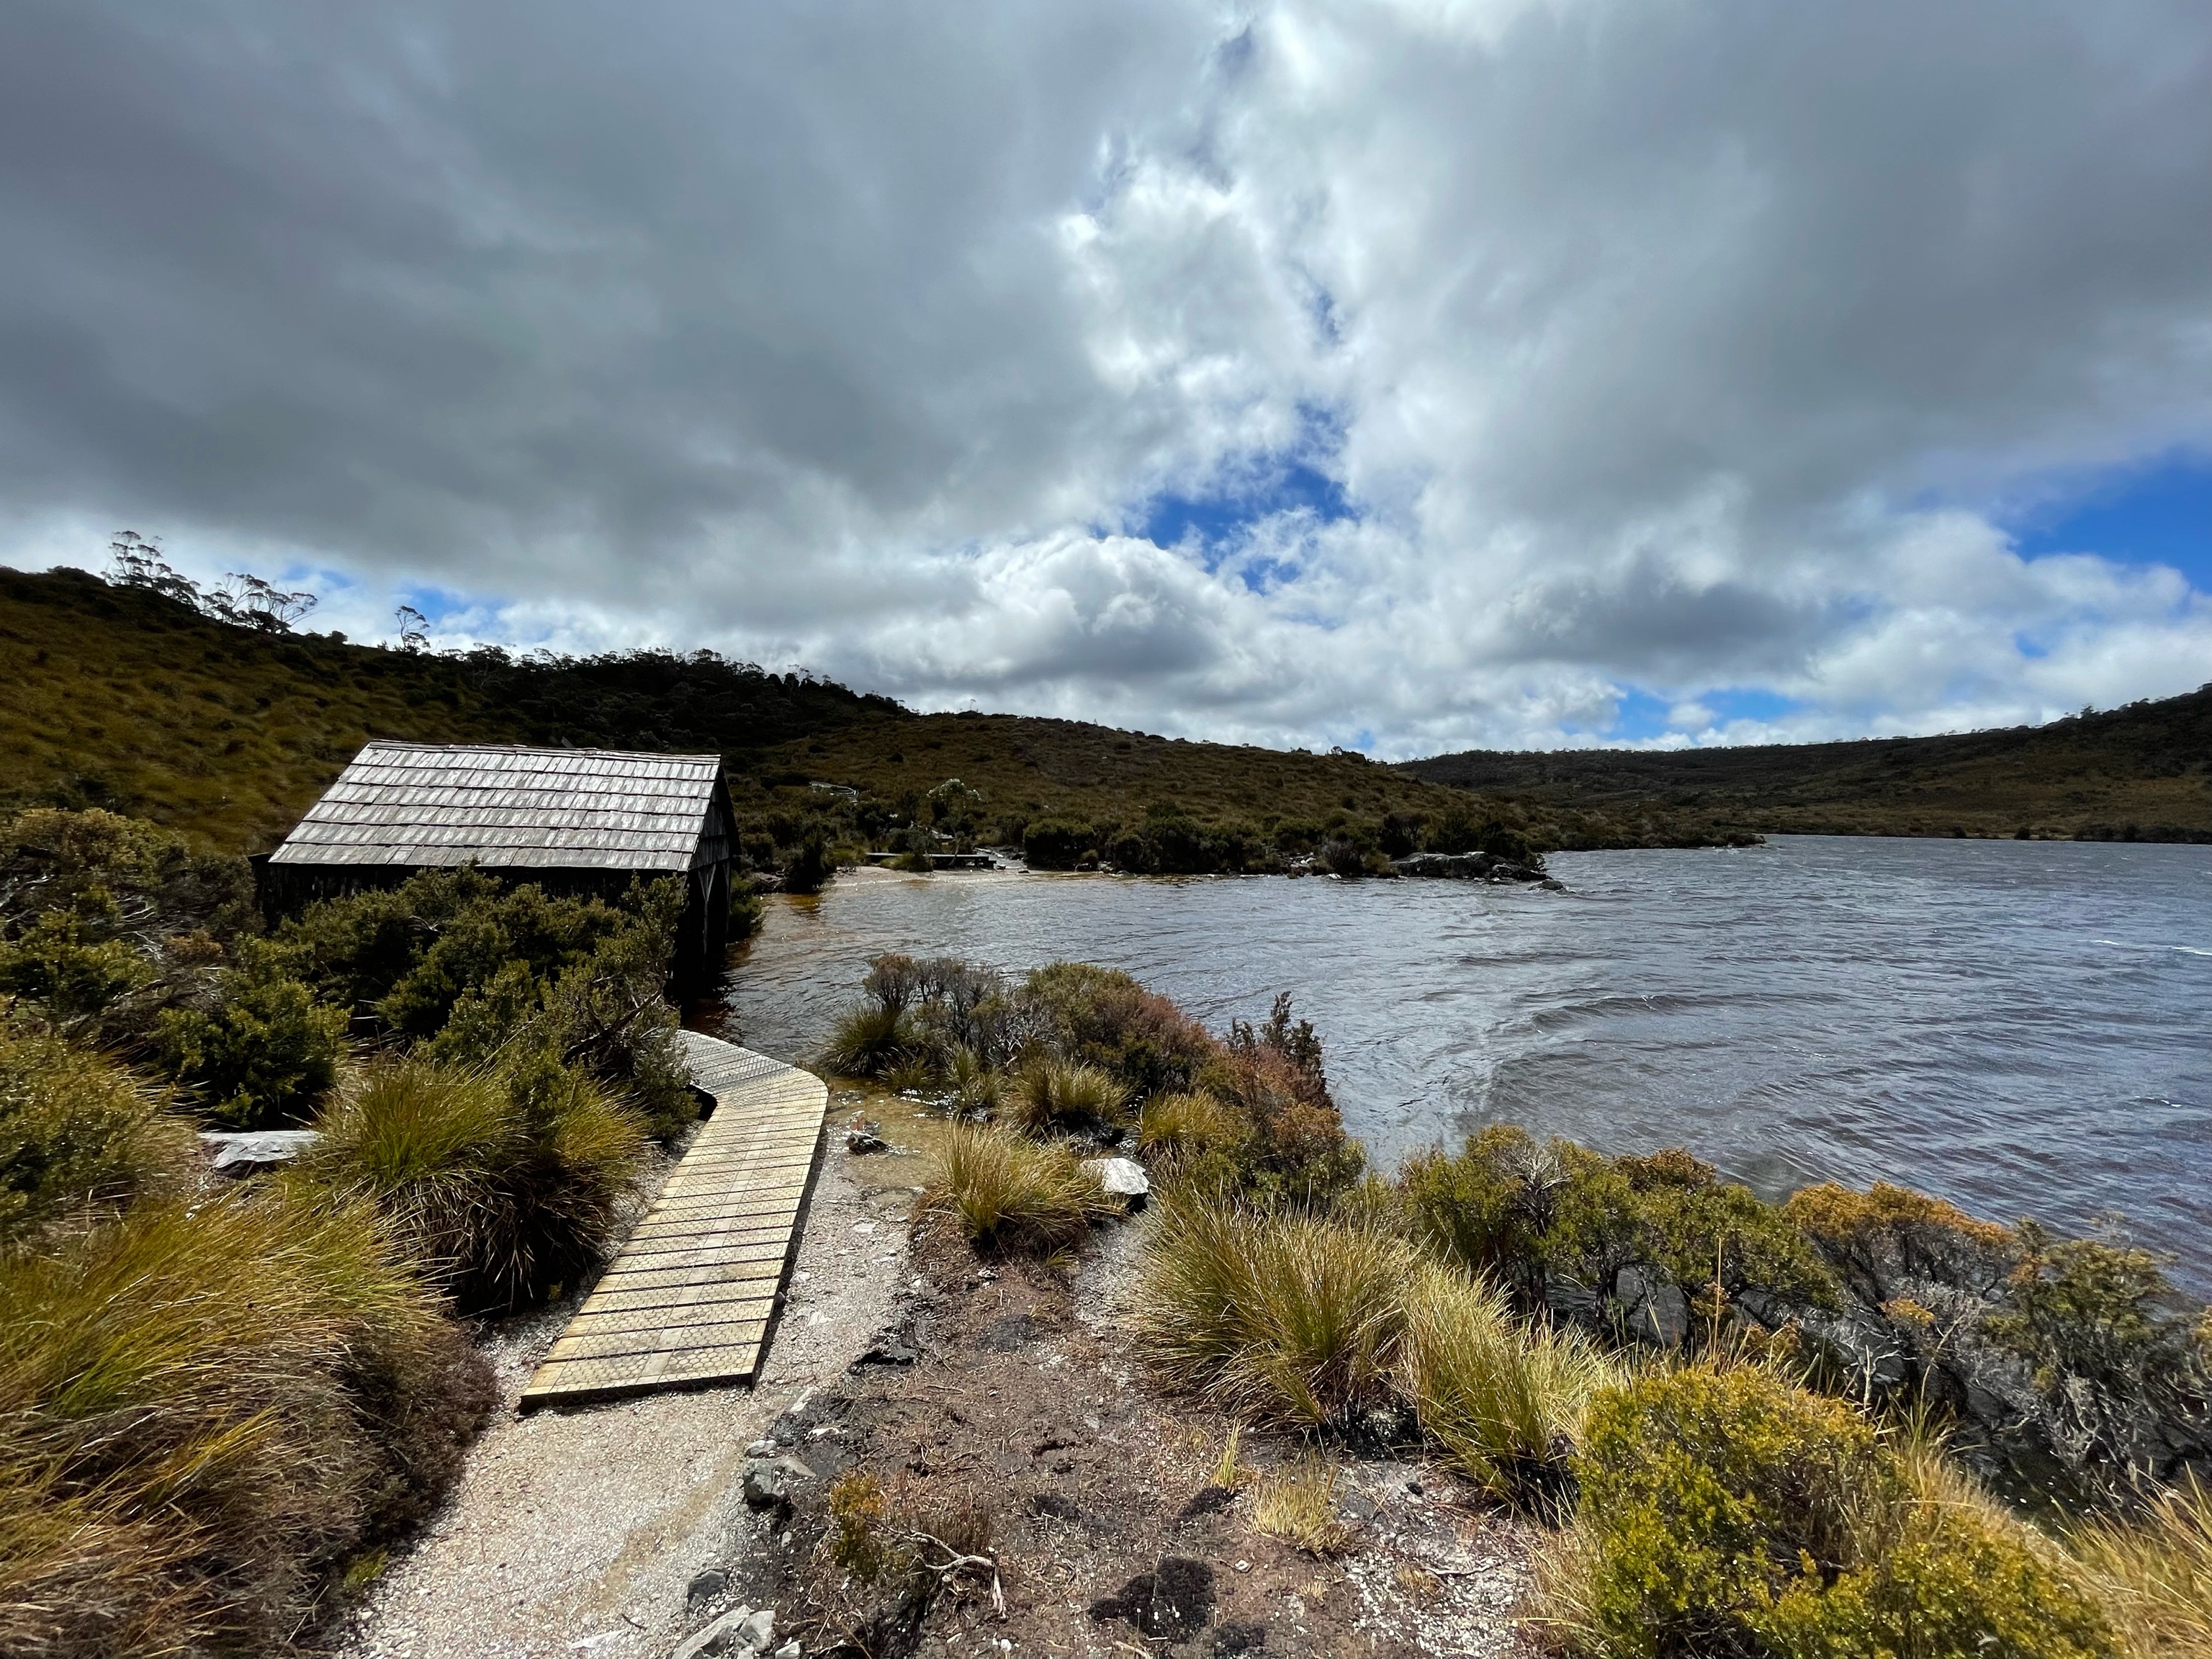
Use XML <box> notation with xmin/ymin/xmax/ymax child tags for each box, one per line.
<box><xmin>719</xmin><ymin>837</ymin><xmax>2212</xmax><ymax>1290</ymax></box>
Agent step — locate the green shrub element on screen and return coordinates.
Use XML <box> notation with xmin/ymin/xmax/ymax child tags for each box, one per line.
<box><xmin>1550</xmin><ymin>1146</ymin><xmax>1838</xmax><ymax>1328</ymax></box>
<box><xmin>518</xmin><ymin>885</ymin><xmax>694</xmax><ymax>1140</ymax></box>
<box><xmin>1398</xmin><ymin>1266</ymin><xmax>1618</xmax><ymax>1517</ymax></box>
<box><xmin>276</xmin><ymin>866</ymin><xmax>622</xmax><ymax>1028</ymax></box>
<box><xmin>1195</xmin><ymin>1043</ymin><xmax>1365</xmax><ymax>1206</ymax></box>
<box><xmin>1141</xmin><ymin>1197</ymin><xmax>1417</xmax><ymax>1429</ymax></box>
<box><xmin>1316</xmin><ymin>837</ymin><xmax>1375</xmax><ymax>877</ymax></box>
<box><xmin>0</xmin><ymin>1191</ymin><xmax>492</xmax><ymax>1658</ymax></box>
<box><xmin>0</xmin><ymin>1025</ymin><xmax>190</xmax><ymax>1251</ymax></box>
<box><xmin>1554</xmin><ymin>1364</ymin><xmax>2115</xmax><ymax>1659</ymax></box>
<box><xmin>1984</xmin><ymin>1223</ymin><xmax>2192</xmax><ymax>1398</ymax></box>
<box><xmin>281</xmin><ymin>868</ymin><xmax>693</xmax><ymax>1140</ymax></box>
<box><xmin>782</xmin><ymin>825</ymin><xmax>836</xmax><ymax>894</ymax></box>
<box><xmin>0</xmin><ymin>889</ymin><xmax>152</xmax><ymax>1018</ymax></box>
<box><xmin>1012</xmin><ymin>1059</ymin><xmax>1127</xmax><ymax>1136</ymax></box>
<box><xmin>0</xmin><ymin>809</ymin><xmax>254</xmax><ymax>945</ymax></box>
<box><xmin>152</xmin><ymin>947</ymin><xmax>346</xmax><ymax>1128</ymax></box>
<box><xmin>1022</xmin><ymin>962</ymin><xmax>1218</xmax><ymax>1098</ymax></box>
<box><xmin>1021</xmin><ymin>819</ymin><xmax>1092</xmax><ymax>870</ymax></box>
<box><xmin>1397</xmin><ymin>1125</ymin><xmax>1560</xmax><ymax>1313</ymax></box>
<box><xmin>920</xmin><ymin>1123</ymin><xmax>1117</xmax><ymax>1255</ymax></box>
<box><xmin>1398</xmin><ymin>1133</ymin><xmax>1836</xmax><ymax>1335</ymax></box>
<box><xmin>1563</xmin><ymin>1365</ymin><xmax>1891</xmax><ymax>1655</ymax></box>
<box><xmin>1424</xmin><ymin>809</ymin><xmax>1543</xmax><ymax>866</ymax></box>
<box><xmin>727</xmin><ymin>875</ymin><xmax>764</xmax><ymax>942</ymax></box>
<box><xmin>300</xmin><ymin>1055</ymin><xmax>646</xmax><ymax>1311</ymax></box>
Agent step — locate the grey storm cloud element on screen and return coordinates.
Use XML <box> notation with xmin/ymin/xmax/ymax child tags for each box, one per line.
<box><xmin>2</xmin><ymin>0</ymin><xmax>2209</xmax><ymax>752</ymax></box>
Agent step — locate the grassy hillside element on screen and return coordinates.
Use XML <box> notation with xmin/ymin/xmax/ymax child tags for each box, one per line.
<box><xmin>0</xmin><ymin>565</ymin><xmax>1737</xmax><ymax>861</ymax></box>
<box><xmin>0</xmin><ymin>566</ymin><xmax>898</xmax><ymax>850</ymax></box>
<box><xmin>1398</xmin><ymin>689</ymin><xmax>2212</xmax><ymax>842</ymax></box>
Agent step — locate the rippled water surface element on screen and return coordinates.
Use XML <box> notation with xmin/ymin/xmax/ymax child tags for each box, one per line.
<box><xmin>720</xmin><ymin>836</ymin><xmax>2212</xmax><ymax>1287</ymax></box>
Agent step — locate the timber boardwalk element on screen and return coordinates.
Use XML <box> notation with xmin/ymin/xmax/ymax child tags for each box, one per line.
<box><xmin>519</xmin><ymin>1031</ymin><xmax>828</xmax><ymax>1409</ymax></box>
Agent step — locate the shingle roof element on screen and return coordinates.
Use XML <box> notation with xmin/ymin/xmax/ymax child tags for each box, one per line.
<box><xmin>269</xmin><ymin>742</ymin><xmax>724</xmax><ymax>872</ymax></box>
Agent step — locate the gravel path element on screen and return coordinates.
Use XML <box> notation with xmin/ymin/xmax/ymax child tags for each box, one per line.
<box><xmin>338</xmin><ymin>1125</ymin><xmax>919</xmax><ymax>1659</ymax></box>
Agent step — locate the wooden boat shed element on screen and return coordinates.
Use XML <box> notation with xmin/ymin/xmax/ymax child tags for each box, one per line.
<box><xmin>261</xmin><ymin>741</ymin><xmax>739</xmax><ymax>973</ymax></box>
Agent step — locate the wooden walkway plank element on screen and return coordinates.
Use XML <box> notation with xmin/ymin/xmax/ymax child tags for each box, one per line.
<box><xmin>518</xmin><ymin>1030</ymin><xmax>827</xmax><ymax>1411</ymax></box>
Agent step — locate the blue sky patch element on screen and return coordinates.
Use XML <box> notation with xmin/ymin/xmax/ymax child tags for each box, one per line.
<box><xmin>1596</xmin><ymin>686</ymin><xmax>1800</xmax><ymax>743</ymax></box>
<box><xmin>1142</xmin><ymin>458</ymin><xmax>1354</xmax><ymax>562</ymax></box>
<box><xmin>2006</xmin><ymin>451</ymin><xmax>2212</xmax><ymax>590</ymax></box>
<box><xmin>1141</xmin><ymin>405</ymin><xmax>1357</xmax><ymax>574</ymax></box>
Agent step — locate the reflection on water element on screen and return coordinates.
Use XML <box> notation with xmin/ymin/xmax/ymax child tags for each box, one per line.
<box><xmin>720</xmin><ymin>836</ymin><xmax>2212</xmax><ymax>1289</ymax></box>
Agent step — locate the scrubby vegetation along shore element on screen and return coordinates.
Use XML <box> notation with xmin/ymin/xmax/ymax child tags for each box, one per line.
<box><xmin>755</xmin><ymin>709</ymin><xmax>1757</xmax><ymax>877</ymax></box>
<box><xmin>0</xmin><ymin>806</ymin><xmax>722</xmax><ymax>1651</ymax></box>
<box><xmin>815</xmin><ymin>956</ymin><xmax>2212</xmax><ymax>1657</ymax></box>
<box><xmin>1400</xmin><ymin>683</ymin><xmax>2212</xmax><ymax>844</ymax></box>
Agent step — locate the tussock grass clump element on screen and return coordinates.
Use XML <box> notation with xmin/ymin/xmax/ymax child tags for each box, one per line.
<box><xmin>1137</xmin><ymin>1089</ymin><xmax>1240</xmax><ymax>1168</ymax></box>
<box><xmin>1250</xmin><ymin>1457</ymin><xmax>1352</xmax><ymax>1555</ymax></box>
<box><xmin>302</xmin><ymin>1055</ymin><xmax>646</xmax><ymax>1312</ymax></box>
<box><xmin>821</xmin><ymin>1002</ymin><xmax>917</xmax><ymax>1079</ymax></box>
<box><xmin>2071</xmin><ymin>1475</ymin><xmax>2212</xmax><ymax>1658</ymax></box>
<box><xmin>1012</xmin><ymin>1059</ymin><xmax>1126</xmax><ymax>1137</ymax></box>
<box><xmin>0</xmin><ymin>1192</ymin><xmax>492</xmax><ymax>1658</ymax></box>
<box><xmin>1141</xmin><ymin>1198</ymin><xmax>1417</xmax><ymax>1429</ymax></box>
<box><xmin>0</xmin><ymin>1023</ymin><xmax>190</xmax><ymax>1249</ymax></box>
<box><xmin>1398</xmin><ymin>1267</ymin><xmax>1619</xmax><ymax>1517</ymax></box>
<box><xmin>920</xmin><ymin>1123</ymin><xmax>1117</xmax><ymax>1256</ymax></box>
<box><xmin>945</xmin><ymin>1048</ymin><xmax>1004</xmax><ymax>1118</ymax></box>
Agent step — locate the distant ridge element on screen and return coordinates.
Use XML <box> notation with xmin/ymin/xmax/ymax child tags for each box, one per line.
<box><xmin>1396</xmin><ymin>688</ymin><xmax>2212</xmax><ymax>843</ymax></box>
<box><xmin>7</xmin><ymin>558</ymin><xmax>2201</xmax><ymax>853</ymax></box>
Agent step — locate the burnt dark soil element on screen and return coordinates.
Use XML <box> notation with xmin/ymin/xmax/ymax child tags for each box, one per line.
<box><xmin>702</xmin><ymin>1219</ymin><xmax>1537</xmax><ymax>1659</ymax></box>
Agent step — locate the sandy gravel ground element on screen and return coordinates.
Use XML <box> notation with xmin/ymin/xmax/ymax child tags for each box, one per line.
<box><xmin>337</xmin><ymin>1104</ymin><xmax>923</xmax><ymax>1659</ymax></box>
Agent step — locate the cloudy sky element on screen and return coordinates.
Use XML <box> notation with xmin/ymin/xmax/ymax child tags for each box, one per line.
<box><xmin>4</xmin><ymin>1</ymin><xmax>2210</xmax><ymax>756</ymax></box>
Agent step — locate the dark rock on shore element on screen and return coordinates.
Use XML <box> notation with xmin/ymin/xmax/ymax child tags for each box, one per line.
<box><xmin>1390</xmin><ymin>852</ymin><xmax>1549</xmax><ymax>883</ymax></box>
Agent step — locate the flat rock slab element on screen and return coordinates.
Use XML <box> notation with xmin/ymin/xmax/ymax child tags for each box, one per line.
<box><xmin>519</xmin><ymin>1034</ymin><xmax>827</xmax><ymax>1410</ymax></box>
<box><xmin>199</xmin><ymin>1129</ymin><xmax>320</xmax><ymax>1174</ymax></box>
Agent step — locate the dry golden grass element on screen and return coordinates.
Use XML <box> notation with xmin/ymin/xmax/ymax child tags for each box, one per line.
<box><xmin>0</xmin><ymin>1190</ymin><xmax>489</xmax><ymax>1657</ymax></box>
<box><xmin>1398</xmin><ymin>1266</ymin><xmax>1621</xmax><ymax>1516</ymax></box>
<box><xmin>2069</xmin><ymin>1475</ymin><xmax>2212</xmax><ymax>1659</ymax></box>
<box><xmin>1140</xmin><ymin>1197</ymin><xmax>1419</xmax><ymax>1429</ymax></box>
<box><xmin>919</xmin><ymin>1122</ymin><xmax>1118</xmax><ymax>1255</ymax></box>
<box><xmin>1138</xmin><ymin>1089</ymin><xmax>1241</xmax><ymax>1166</ymax></box>
<box><xmin>0</xmin><ymin>1022</ymin><xmax>193</xmax><ymax>1250</ymax></box>
<box><xmin>1010</xmin><ymin>1059</ymin><xmax>1127</xmax><ymax>1136</ymax></box>
<box><xmin>1250</xmin><ymin>1457</ymin><xmax>1352</xmax><ymax>1555</ymax></box>
<box><xmin>301</xmin><ymin>1056</ymin><xmax>647</xmax><ymax>1313</ymax></box>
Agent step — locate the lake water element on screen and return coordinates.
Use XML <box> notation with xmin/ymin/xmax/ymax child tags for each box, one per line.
<box><xmin>717</xmin><ymin>836</ymin><xmax>2212</xmax><ymax>1290</ymax></box>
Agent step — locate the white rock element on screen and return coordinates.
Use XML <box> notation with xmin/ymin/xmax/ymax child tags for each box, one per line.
<box><xmin>1081</xmin><ymin>1156</ymin><xmax>1150</xmax><ymax>1201</ymax></box>
<box><xmin>670</xmin><ymin>1606</ymin><xmax>752</xmax><ymax>1659</ymax></box>
<box><xmin>198</xmin><ymin>1130</ymin><xmax>320</xmax><ymax>1176</ymax></box>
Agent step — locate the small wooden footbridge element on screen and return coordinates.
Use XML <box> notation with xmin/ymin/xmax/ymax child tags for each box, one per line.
<box><xmin>519</xmin><ymin>1030</ymin><xmax>828</xmax><ymax>1410</ymax></box>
